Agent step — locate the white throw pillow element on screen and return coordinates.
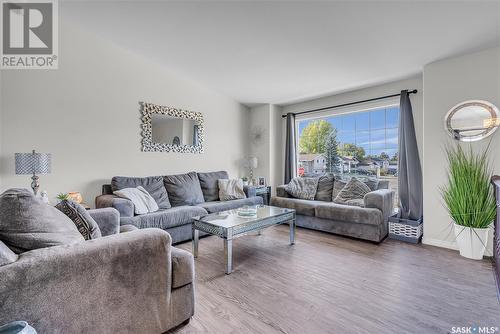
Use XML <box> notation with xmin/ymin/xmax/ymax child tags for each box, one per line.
<box><xmin>218</xmin><ymin>179</ymin><xmax>246</xmax><ymax>201</ymax></box>
<box><xmin>113</xmin><ymin>186</ymin><xmax>159</xmax><ymax>215</ymax></box>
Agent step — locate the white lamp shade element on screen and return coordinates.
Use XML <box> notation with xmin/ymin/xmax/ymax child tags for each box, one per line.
<box><xmin>248</xmin><ymin>157</ymin><xmax>258</xmax><ymax>169</ymax></box>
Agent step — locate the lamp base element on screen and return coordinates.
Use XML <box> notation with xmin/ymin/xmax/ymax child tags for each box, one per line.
<box><xmin>31</xmin><ymin>174</ymin><xmax>39</xmax><ymax>196</ymax></box>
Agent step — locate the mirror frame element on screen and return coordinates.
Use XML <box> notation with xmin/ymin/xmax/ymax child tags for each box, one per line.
<box><xmin>444</xmin><ymin>100</ymin><xmax>499</xmax><ymax>142</ymax></box>
<box><xmin>141</xmin><ymin>102</ymin><xmax>204</xmax><ymax>153</ymax></box>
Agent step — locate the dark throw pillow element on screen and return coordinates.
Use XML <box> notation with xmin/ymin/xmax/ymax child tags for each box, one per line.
<box><xmin>315</xmin><ymin>175</ymin><xmax>335</xmax><ymax>201</ymax></box>
<box><xmin>111</xmin><ymin>176</ymin><xmax>171</xmax><ymax>209</ymax></box>
<box><xmin>285</xmin><ymin>177</ymin><xmax>319</xmax><ymax>200</ymax></box>
<box><xmin>56</xmin><ymin>200</ymin><xmax>102</xmax><ymax>240</ymax></box>
<box><xmin>163</xmin><ymin>172</ymin><xmax>205</xmax><ymax>206</ymax></box>
<box><xmin>0</xmin><ymin>188</ymin><xmax>84</xmax><ymax>253</ymax></box>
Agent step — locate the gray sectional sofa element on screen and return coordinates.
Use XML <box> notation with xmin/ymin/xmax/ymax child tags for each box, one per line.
<box><xmin>96</xmin><ymin>171</ymin><xmax>263</xmax><ymax>244</ymax></box>
<box><xmin>271</xmin><ymin>178</ymin><xmax>394</xmax><ymax>242</ymax></box>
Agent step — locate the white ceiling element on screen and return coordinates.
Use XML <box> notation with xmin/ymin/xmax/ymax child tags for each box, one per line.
<box><xmin>63</xmin><ymin>1</ymin><xmax>499</xmax><ymax>106</ymax></box>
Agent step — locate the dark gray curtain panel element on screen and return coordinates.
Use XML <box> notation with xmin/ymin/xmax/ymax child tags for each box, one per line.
<box><xmin>284</xmin><ymin>113</ymin><xmax>297</xmax><ymax>184</ymax></box>
<box><xmin>398</xmin><ymin>90</ymin><xmax>423</xmax><ymax>220</ymax></box>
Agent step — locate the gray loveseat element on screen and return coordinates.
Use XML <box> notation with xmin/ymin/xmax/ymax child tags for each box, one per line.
<box><xmin>96</xmin><ymin>171</ymin><xmax>263</xmax><ymax>244</ymax></box>
<box><xmin>0</xmin><ymin>206</ymin><xmax>195</xmax><ymax>333</ymax></box>
<box><xmin>271</xmin><ymin>178</ymin><xmax>394</xmax><ymax>242</ymax></box>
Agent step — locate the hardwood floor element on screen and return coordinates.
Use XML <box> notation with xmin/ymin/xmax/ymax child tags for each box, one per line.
<box><xmin>172</xmin><ymin>225</ymin><xmax>499</xmax><ymax>334</ymax></box>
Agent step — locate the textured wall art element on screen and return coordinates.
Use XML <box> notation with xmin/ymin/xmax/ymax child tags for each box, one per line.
<box><xmin>141</xmin><ymin>102</ymin><xmax>204</xmax><ymax>153</ymax></box>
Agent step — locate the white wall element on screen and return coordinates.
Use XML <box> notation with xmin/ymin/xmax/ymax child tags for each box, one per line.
<box><xmin>0</xmin><ymin>18</ymin><xmax>249</xmax><ymax>205</ymax></box>
<box><xmin>422</xmin><ymin>47</ymin><xmax>500</xmax><ymax>252</ymax></box>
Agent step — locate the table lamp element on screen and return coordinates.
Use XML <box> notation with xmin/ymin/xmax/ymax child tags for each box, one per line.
<box><xmin>15</xmin><ymin>150</ymin><xmax>52</xmax><ymax>195</ymax></box>
<box><xmin>248</xmin><ymin>156</ymin><xmax>258</xmax><ymax>183</ymax></box>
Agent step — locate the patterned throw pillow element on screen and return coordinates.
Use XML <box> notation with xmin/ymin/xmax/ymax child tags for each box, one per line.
<box><xmin>56</xmin><ymin>200</ymin><xmax>102</xmax><ymax>240</ymax></box>
<box><xmin>285</xmin><ymin>177</ymin><xmax>319</xmax><ymax>200</ymax></box>
<box><xmin>218</xmin><ymin>179</ymin><xmax>246</xmax><ymax>201</ymax></box>
<box><xmin>333</xmin><ymin>178</ymin><xmax>371</xmax><ymax>205</ymax></box>
<box><xmin>332</xmin><ymin>179</ymin><xmax>347</xmax><ymax>199</ymax></box>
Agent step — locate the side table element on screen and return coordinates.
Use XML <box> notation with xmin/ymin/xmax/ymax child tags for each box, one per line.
<box><xmin>255</xmin><ymin>186</ymin><xmax>271</xmax><ymax>205</ymax></box>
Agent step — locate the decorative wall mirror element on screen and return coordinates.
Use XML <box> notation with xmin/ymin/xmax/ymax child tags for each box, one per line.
<box><xmin>141</xmin><ymin>102</ymin><xmax>204</xmax><ymax>153</ymax></box>
<box><xmin>444</xmin><ymin>100</ymin><xmax>499</xmax><ymax>142</ymax></box>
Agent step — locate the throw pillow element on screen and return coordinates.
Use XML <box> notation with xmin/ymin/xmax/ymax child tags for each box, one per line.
<box><xmin>285</xmin><ymin>177</ymin><xmax>319</xmax><ymax>200</ymax></box>
<box><xmin>163</xmin><ymin>172</ymin><xmax>205</xmax><ymax>206</ymax></box>
<box><xmin>361</xmin><ymin>178</ymin><xmax>379</xmax><ymax>191</ymax></box>
<box><xmin>315</xmin><ymin>174</ymin><xmax>335</xmax><ymax>201</ymax></box>
<box><xmin>111</xmin><ymin>176</ymin><xmax>171</xmax><ymax>209</ymax></box>
<box><xmin>56</xmin><ymin>200</ymin><xmax>102</xmax><ymax>240</ymax></box>
<box><xmin>334</xmin><ymin>178</ymin><xmax>371</xmax><ymax>205</ymax></box>
<box><xmin>218</xmin><ymin>179</ymin><xmax>246</xmax><ymax>201</ymax></box>
<box><xmin>332</xmin><ymin>179</ymin><xmax>347</xmax><ymax>199</ymax></box>
<box><xmin>114</xmin><ymin>186</ymin><xmax>159</xmax><ymax>215</ymax></box>
<box><xmin>198</xmin><ymin>171</ymin><xmax>229</xmax><ymax>201</ymax></box>
<box><xmin>0</xmin><ymin>188</ymin><xmax>84</xmax><ymax>253</ymax></box>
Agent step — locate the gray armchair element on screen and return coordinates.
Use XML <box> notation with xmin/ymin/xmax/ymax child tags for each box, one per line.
<box><xmin>0</xmin><ymin>208</ymin><xmax>195</xmax><ymax>333</ymax></box>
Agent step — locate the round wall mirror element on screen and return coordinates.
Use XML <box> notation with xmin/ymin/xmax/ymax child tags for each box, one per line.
<box><xmin>444</xmin><ymin>100</ymin><xmax>500</xmax><ymax>142</ymax></box>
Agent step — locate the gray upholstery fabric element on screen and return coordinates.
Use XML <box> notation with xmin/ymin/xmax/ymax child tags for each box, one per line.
<box><xmin>95</xmin><ymin>194</ymin><xmax>134</xmax><ymax>218</ymax></box>
<box><xmin>166</xmin><ymin>223</ymin><xmax>208</xmax><ymax>245</ymax></box>
<box><xmin>315</xmin><ymin>202</ymin><xmax>383</xmax><ymax>226</ymax></box>
<box><xmin>163</xmin><ymin>172</ymin><xmax>205</xmax><ymax>206</ymax></box>
<box><xmin>120</xmin><ymin>205</ymin><xmax>207</xmax><ymax>230</ymax></box>
<box><xmin>243</xmin><ymin>185</ymin><xmax>257</xmax><ymax>198</ymax></box>
<box><xmin>377</xmin><ymin>180</ymin><xmax>390</xmax><ymax>190</ymax></box>
<box><xmin>315</xmin><ymin>175</ymin><xmax>335</xmax><ymax>201</ymax></box>
<box><xmin>0</xmin><ymin>229</ymin><xmax>194</xmax><ymax>333</ymax></box>
<box><xmin>88</xmin><ymin>208</ymin><xmax>120</xmax><ymax>237</ymax></box>
<box><xmin>56</xmin><ymin>200</ymin><xmax>102</xmax><ymax>240</ymax></box>
<box><xmin>0</xmin><ymin>240</ymin><xmax>17</xmax><ymax>266</ymax></box>
<box><xmin>294</xmin><ymin>214</ymin><xmax>387</xmax><ymax>242</ymax></box>
<box><xmin>364</xmin><ymin>189</ymin><xmax>395</xmax><ymax>223</ymax></box>
<box><xmin>120</xmin><ymin>224</ymin><xmax>139</xmax><ymax>233</ymax></box>
<box><xmin>171</xmin><ymin>247</ymin><xmax>195</xmax><ymax>289</ymax></box>
<box><xmin>285</xmin><ymin>177</ymin><xmax>319</xmax><ymax>200</ymax></box>
<box><xmin>345</xmin><ymin>199</ymin><xmax>365</xmax><ymax>207</ymax></box>
<box><xmin>276</xmin><ymin>185</ymin><xmax>291</xmax><ymax>198</ymax></box>
<box><xmin>334</xmin><ymin>177</ymin><xmax>371</xmax><ymax>204</ymax></box>
<box><xmin>111</xmin><ymin>176</ymin><xmax>171</xmax><ymax>209</ymax></box>
<box><xmin>0</xmin><ymin>188</ymin><xmax>84</xmax><ymax>253</ymax></box>
<box><xmin>197</xmin><ymin>171</ymin><xmax>229</xmax><ymax>201</ymax></box>
<box><xmin>198</xmin><ymin>197</ymin><xmax>263</xmax><ymax>214</ymax></box>
<box><xmin>270</xmin><ymin>197</ymin><xmax>318</xmax><ymax>217</ymax></box>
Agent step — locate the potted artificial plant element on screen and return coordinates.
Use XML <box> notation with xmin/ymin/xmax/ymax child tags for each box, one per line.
<box><xmin>441</xmin><ymin>144</ymin><xmax>496</xmax><ymax>260</ymax></box>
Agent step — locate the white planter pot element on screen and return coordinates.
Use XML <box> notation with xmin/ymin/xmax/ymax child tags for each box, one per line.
<box><xmin>453</xmin><ymin>224</ymin><xmax>489</xmax><ymax>260</ymax></box>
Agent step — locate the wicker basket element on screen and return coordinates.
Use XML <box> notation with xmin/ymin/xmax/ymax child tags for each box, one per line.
<box><xmin>388</xmin><ymin>215</ymin><xmax>423</xmax><ymax>244</ymax></box>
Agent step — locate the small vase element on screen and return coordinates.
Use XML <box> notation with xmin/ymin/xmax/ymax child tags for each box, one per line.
<box><xmin>453</xmin><ymin>224</ymin><xmax>490</xmax><ymax>260</ymax></box>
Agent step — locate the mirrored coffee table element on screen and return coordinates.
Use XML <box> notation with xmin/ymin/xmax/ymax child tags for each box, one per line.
<box><xmin>192</xmin><ymin>205</ymin><xmax>296</xmax><ymax>274</ymax></box>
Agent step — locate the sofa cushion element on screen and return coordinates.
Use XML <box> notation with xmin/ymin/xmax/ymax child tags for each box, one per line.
<box><xmin>111</xmin><ymin>176</ymin><xmax>171</xmax><ymax>209</ymax></box>
<box><xmin>315</xmin><ymin>202</ymin><xmax>383</xmax><ymax>226</ymax></box>
<box><xmin>270</xmin><ymin>196</ymin><xmax>319</xmax><ymax>217</ymax></box>
<box><xmin>285</xmin><ymin>177</ymin><xmax>319</xmax><ymax>200</ymax></box>
<box><xmin>197</xmin><ymin>171</ymin><xmax>229</xmax><ymax>201</ymax></box>
<box><xmin>0</xmin><ymin>188</ymin><xmax>84</xmax><ymax>253</ymax></box>
<box><xmin>119</xmin><ymin>225</ymin><xmax>138</xmax><ymax>233</ymax></box>
<box><xmin>56</xmin><ymin>200</ymin><xmax>102</xmax><ymax>240</ymax></box>
<box><xmin>0</xmin><ymin>240</ymin><xmax>17</xmax><ymax>266</ymax></box>
<box><xmin>315</xmin><ymin>175</ymin><xmax>335</xmax><ymax>201</ymax></box>
<box><xmin>197</xmin><ymin>197</ymin><xmax>263</xmax><ymax>213</ymax></box>
<box><xmin>171</xmin><ymin>247</ymin><xmax>195</xmax><ymax>289</ymax></box>
<box><xmin>218</xmin><ymin>179</ymin><xmax>246</xmax><ymax>201</ymax></box>
<box><xmin>163</xmin><ymin>172</ymin><xmax>205</xmax><ymax>206</ymax></box>
<box><xmin>120</xmin><ymin>205</ymin><xmax>207</xmax><ymax>230</ymax></box>
<box><xmin>334</xmin><ymin>178</ymin><xmax>371</xmax><ymax>204</ymax></box>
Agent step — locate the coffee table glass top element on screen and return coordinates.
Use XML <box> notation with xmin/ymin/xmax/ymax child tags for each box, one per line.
<box><xmin>192</xmin><ymin>205</ymin><xmax>294</xmax><ymax>229</ymax></box>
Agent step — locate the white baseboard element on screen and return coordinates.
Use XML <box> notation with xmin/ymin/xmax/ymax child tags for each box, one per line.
<box><xmin>422</xmin><ymin>237</ymin><xmax>459</xmax><ymax>250</ymax></box>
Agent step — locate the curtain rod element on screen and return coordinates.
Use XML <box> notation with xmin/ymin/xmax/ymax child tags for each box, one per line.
<box><xmin>281</xmin><ymin>89</ymin><xmax>418</xmax><ymax>118</ymax></box>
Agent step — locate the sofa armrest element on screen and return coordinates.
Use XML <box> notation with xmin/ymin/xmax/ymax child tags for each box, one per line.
<box><xmin>276</xmin><ymin>185</ymin><xmax>291</xmax><ymax>198</ymax></box>
<box><xmin>364</xmin><ymin>189</ymin><xmax>394</xmax><ymax>222</ymax></box>
<box><xmin>0</xmin><ymin>229</ymin><xmax>173</xmax><ymax>333</ymax></box>
<box><xmin>243</xmin><ymin>185</ymin><xmax>257</xmax><ymax>197</ymax></box>
<box><xmin>171</xmin><ymin>247</ymin><xmax>194</xmax><ymax>289</ymax></box>
<box><xmin>95</xmin><ymin>194</ymin><xmax>134</xmax><ymax>218</ymax></box>
<box><xmin>88</xmin><ymin>208</ymin><xmax>120</xmax><ymax>237</ymax></box>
